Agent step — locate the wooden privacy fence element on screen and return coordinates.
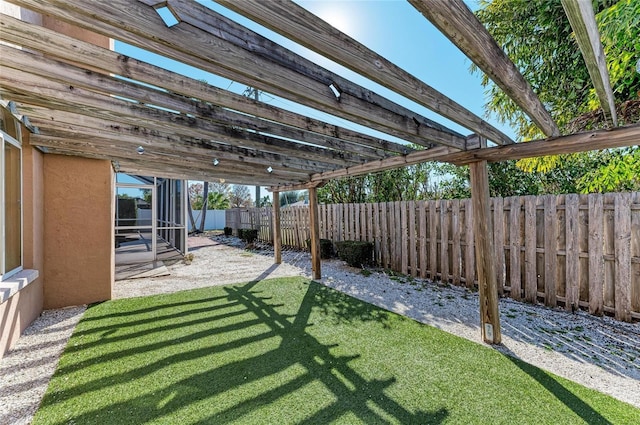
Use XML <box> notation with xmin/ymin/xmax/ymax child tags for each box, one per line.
<box><xmin>228</xmin><ymin>192</ymin><xmax>640</xmax><ymax>321</ymax></box>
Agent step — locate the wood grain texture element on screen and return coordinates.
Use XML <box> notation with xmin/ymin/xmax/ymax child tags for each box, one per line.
<box><xmin>614</xmin><ymin>193</ymin><xmax>631</xmax><ymax>321</ymax></box>
<box><xmin>409</xmin><ymin>201</ymin><xmax>417</xmax><ymax>277</ymax></box>
<box><xmin>0</xmin><ymin>14</ymin><xmax>412</xmax><ymax>156</ymax></box>
<box><xmin>451</xmin><ymin>199</ymin><xmax>462</xmax><ymax>285</ymax></box>
<box><xmin>429</xmin><ymin>201</ymin><xmax>438</xmax><ymax>280</ymax></box>
<box><xmin>12</xmin><ymin>0</ymin><xmax>465</xmax><ymax>150</ymax></box>
<box><xmin>493</xmin><ymin>197</ymin><xmax>505</xmax><ymax>296</ymax></box>
<box><xmin>0</xmin><ymin>46</ymin><xmax>393</xmax><ymax>162</ymax></box>
<box><xmin>470</xmin><ymin>160</ymin><xmax>501</xmax><ymax>344</ymax></box>
<box><xmin>464</xmin><ymin>199</ymin><xmax>475</xmax><ymax>289</ymax></box>
<box><xmin>509</xmin><ymin>197</ymin><xmax>521</xmax><ymax>301</ymax></box>
<box><xmin>309</xmin><ymin>187</ymin><xmax>321</xmax><ymax>280</ymax></box>
<box><xmin>544</xmin><ymin>195</ymin><xmax>558</xmax><ymax>307</ymax></box>
<box><xmin>409</xmin><ymin>0</ymin><xmax>559</xmax><ymax>137</ymax></box>
<box><xmin>561</xmin><ymin>0</ymin><xmax>617</xmax><ymax>126</ymax></box>
<box><xmin>419</xmin><ymin>201</ymin><xmax>428</xmax><ymax>279</ymax></box>
<box><xmin>447</xmin><ymin>125</ymin><xmax>640</xmax><ymax>166</ymax></box>
<box><xmin>440</xmin><ymin>200</ymin><xmax>450</xmax><ymax>282</ymax></box>
<box><xmin>565</xmin><ymin>194</ymin><xmax>580</xmax><ymax>311</ymax></box>
<box><xmin>524</xmin><ymin>196</ymin><xmax>537</xmax><ymax>302</ymax></box>
<box><xmin>215</xmin><ymin>0</ymin><xmax>513</xmax><ymax>146</ymax></box>
<box><xmin>273</xmin><ymin>191</ymin><xmax>282</xmax><ymax>264</ymax></box>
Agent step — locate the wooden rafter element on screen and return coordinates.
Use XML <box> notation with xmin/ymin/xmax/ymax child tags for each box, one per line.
<box><xmin>17</xmin><ymin>105</ymin><xmax>342</xmax><ymax>172</ymax></box>
<box><xmin>0</xmin><ymin>13</ymin><xmax>411</xmax><ymax>156</ymax></box>
<box><xmin>215</xmin><ymin>0</ymin><xmax>514</xmax><ymax>146</ymax></box>
<box><xmin>409</xmin><ymin>0</ymin><xmax>561</xmax><ymax>137</ymax></box>
<box><xmin>5</xmin><ymin>0</ymin><xmax>467</xmax><ymax>150</ymax></box>
<box><xmin>268</xmin><ymin>124</ymin><xmax>640</xmax><ymax>190</ymax></box>
<box><xmin>445</xmin><ymin>124</ymin><xmax>640</xmax><ymax>165</ymax></box>
<box><xmin>561</xmin><ymin>0</ymin><xmax>617</xmax><ymax>127</ymax></box>
<box><xmin>1</xmin><ymin>67</ymin><xmax>375</xmax><ymax>167</ymax></box>
<box><xmin>0</xmin><ymin>45</ymin><xmax>401</xmax><ymax>162</ymax></box>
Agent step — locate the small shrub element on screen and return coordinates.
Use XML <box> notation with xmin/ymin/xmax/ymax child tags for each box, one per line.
<box><xmin>335</xmin><ymin>240</ymin><xmax>374</xmax><ymax>268</ymax></box>
<box><xmin>305</xmin><ymin>238</ymin><xmax>334</xmax><ymax>259</ymax></box>
<box><xmin>239</xmin><ymin>229</ymin><xmax>258</xmax><ymax>243</ymax></box>
<box><xmin>223</xmin><ymin>227</ymin><xmax>233</xmax><ymax>236</ymax></box>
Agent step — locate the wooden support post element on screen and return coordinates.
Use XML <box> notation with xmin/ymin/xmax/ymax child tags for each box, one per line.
<box><xmin>469</xmin><ymin>139</ymin><xmax>501</xmax><ymax>344</ymax></box>
<box><xmin>273</xmin><ymin>191</ymin><xmax>282</xmax><ymax>264</ymax></box>
<box><xmin>308</xmin><ymin>187</ymin><xmax>322</xmax><ymax>280</ymax></box>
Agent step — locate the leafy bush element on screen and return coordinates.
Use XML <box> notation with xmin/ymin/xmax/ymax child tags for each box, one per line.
<box><xmin>306</xmin><ymin>238</ymin><xmax>334</xmax><ymax>259</ymax></box>
<box><xmin>238</xmin><ymin>229</ymin><xmax>258</xmax><ymax>243</ymax></box>
<box><xmin>223</xmin><ymin>227</ymin><xmax>233</xmax><ymax>236</ymax></box>
<box><xmin>335</xmin><ymin>241</ymin><xmax>374</xmax><ymax>268</ymax></box>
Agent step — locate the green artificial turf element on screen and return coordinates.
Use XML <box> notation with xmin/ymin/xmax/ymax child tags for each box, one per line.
<box><xmin>33</xmin><ymin>277</ymin><xmax>639</xmax><ymax>424</ymax></box>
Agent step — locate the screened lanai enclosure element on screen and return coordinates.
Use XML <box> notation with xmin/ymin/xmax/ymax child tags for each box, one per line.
<box><xmin>115</xmin><ymin>174</ymin><xmax>188</xmax><ymax>268</ymax></box>
<box><xmin>1</xmin><ymin>0</ymin><xmax>639</xmax><ymax>344</ymax></box>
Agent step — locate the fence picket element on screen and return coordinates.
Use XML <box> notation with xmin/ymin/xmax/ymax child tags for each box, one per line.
<box><xmin>588</xmin><ymin>194</ymin><xmax>604</xmax><ymax>315</ymax></box>
<box><xmin>440</xmin><ymin>200</ymin><xmax>449</xmax><ymax>282</ymax></box>
<box><xmin>419</xmin><ymin>201</ymin><xmax>428</xmax><ymax>279</ymax></box>
<box><xmin>230</xmin><ymin>191</ymin><xmax>639</xmax><ymax>321</ymax></box>
<box><xmin>409</xmin><ymin>201</ymin><xmax>417</xmax><ymax>277</ymax></box>
<box><xmin>493</xmin><ymin>197</ymin><xmax>505</xmax><ymax>295</ymax></box>
<box><xmin>509</xmin><ymin>197</ymin><xmax>522</xmax><ymax>300</ymax></box>
<box><xmin>614</xmin><ymin>193</ymin><xmax>632</xmax><ymax>321</ymax></box>
<box><xmin>373</xmin><ymin>203</ymin><xmax>381</xmax><ymax>265</ymax></box>
<box><xmin>354</xmin><ymin>203</ymin><xmax>361</xmax><ymax>241</ymax></box>
<box><xmin>464</xmin><ymin>199</ymin><xmax>475</xmax><ymax>288</ymax></box>
<box><xmin>524</xmin><ymin>196</ymin><xmax>537</xmax><ymax>302</ymax></box>
<box><xmin>381</xmin><ymin>203</ymin><xmax>389</xmax><ymax>269</ymax></box>
<box><xmin>429</xmin><ymin>201</ymin><xmax>438</xmax><ymax>280</ymax></box>
<box><xmin>401</xmin><ymin>201</ymin><xmax>409</xmax><ymax>275</ymax></box>
<box><xmin>451</xmin><ymin>199</ymin><xmax>461</xmax><ymax>285</ymax></box>
<box><xmin>394</xmin><ymin>202</ymin><xmax>401</xmax><ymax>271</ymax></box>
<box><xmin>544</xmin><ymin>195</ymin><xmax>558</xmax><ymax>307</ymax></box>
<box><xmin>565</xmin><ymin>194</ymin><xmax>580</xmax><ymax>311</ymax></box>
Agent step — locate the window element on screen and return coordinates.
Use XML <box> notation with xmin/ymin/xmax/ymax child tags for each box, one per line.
<box><xmin>1</xmin><ymin>130</ymin><xmax>22</xmax><ymax>280</ymax></box>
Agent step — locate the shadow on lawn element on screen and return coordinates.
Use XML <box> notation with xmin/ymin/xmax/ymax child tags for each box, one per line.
<box><xmin>500</xmin><ymin>347</ymin><xmax>613</xmax><ymax>425</ymax></box>
<box><xmin>37</xmin><ymin>277</ymin><xmax>446</xmax><ymax>424</ymax></box>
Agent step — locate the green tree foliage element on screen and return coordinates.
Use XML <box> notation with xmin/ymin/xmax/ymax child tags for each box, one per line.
<box><xmin>474</xmin><ymin>0</ymin><xmax>640</xmax><ymax>194</ymax></box>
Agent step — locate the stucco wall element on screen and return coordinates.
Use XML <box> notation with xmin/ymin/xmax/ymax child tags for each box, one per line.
<box><xmin>1</xmin><ymin>129</ymin><xmax>45</xmax><ymax>359</ymax></box>
<box><xmin>43</xmin><ymin>155</ymin><xmax>114</xmax><ymax>309</ymax></box>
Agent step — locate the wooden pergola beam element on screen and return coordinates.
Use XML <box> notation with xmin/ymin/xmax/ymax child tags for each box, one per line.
<box><xmin>29</xmin><ymin>134</ymin><xmax>311</xmax><ymax>182</ymax></box>
<box><xmin>30</xmin><ymin>134</ymin><xmax>310</xmax><ymax>182</ymax></box>
<box><xmin>268</xmin><ymin>124</ymin><xmax>640</xmax><ymax>191</ymax></box>
<box><xmin>0</xmin><ymin>13</ymin><xmax>410</xmax><ymax>156</ymax></box>
<box><xmin>445</xmin><ymin>124</ymin><xmax>640</xmax><ymax>165</ymax></box>
<box><xmin>214</xmin><ymin>0</ymin><xmax>514</xmax><ymax>146</ymax></box>
<box><xmin>307</xmin><ymin>146</ymin><xmax>455</xmax><ymax>184</ymax></box>
<box><xmin>6</xmin><ymin>0</ymin><xmax>467</xmax><ymax>150</ymax></box>
<box><xmin>5</xmin><ymin>88</ymin><xmax>362</xmax><ymax>168</ymax></box>
<box><xmin>0</xmin><ymin>45</ymin><xmax>396</xmax><ymax>162</ymax></box>
<box><xmin>409</xmin><ymin>0</ymin><xmax>560</xmax><ymax>137</ymax></box>
<box><xmin>42</xmin><ymin>146</ymin><xmax>300</xmax><ymax>186</ymax></box>
<box><xmin>561</xmin><ymin>0</ymin><xmax>617</xmax><ymax>127</ymax></box>
<box><xmin>30</xmin><ymin>132</ymin><xmax>335</xmax><ymax>175</ymax></box>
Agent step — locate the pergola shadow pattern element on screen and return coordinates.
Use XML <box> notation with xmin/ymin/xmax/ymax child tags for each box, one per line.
<box><xmin>35</xmin><ymin>279</ymin><xmax>447</xmax><ymax>424</ymax></box>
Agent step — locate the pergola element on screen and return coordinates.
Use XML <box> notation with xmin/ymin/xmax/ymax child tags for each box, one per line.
<box><xmin>1</xmin><ymin>0</ymin><xmax>638</xmax><ymax>343</ymax></box>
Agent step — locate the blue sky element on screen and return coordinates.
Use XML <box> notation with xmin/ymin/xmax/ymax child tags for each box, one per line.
<box><xmin>115</xmin><ymin>0</ymin><xmax>514</xmax><ymax>198</ymax></box>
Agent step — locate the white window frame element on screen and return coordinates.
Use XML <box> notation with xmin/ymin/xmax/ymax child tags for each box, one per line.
<box><xmin>1</xmin><ymin>130</ymin><xmax>23</xmax><ymax>280</ymax></box>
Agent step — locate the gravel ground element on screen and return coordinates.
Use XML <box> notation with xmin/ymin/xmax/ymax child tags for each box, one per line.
<box><xmin>2</xmin><ymin>235</ymin><xmax>639</xmax><ymax>424</ymax></box>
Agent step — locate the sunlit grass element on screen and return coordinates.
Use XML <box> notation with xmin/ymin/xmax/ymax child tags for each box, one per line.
<box><xmin>33</xmin><ymin>277</ymin><xmax>639</xmax><ymax>424</ymax></box>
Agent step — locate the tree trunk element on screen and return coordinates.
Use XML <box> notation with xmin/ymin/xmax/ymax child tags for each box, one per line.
<box><xmin>187</xmin><ymin>196</ymin><xmax>197</xmax><ymax>233</ymax></box>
